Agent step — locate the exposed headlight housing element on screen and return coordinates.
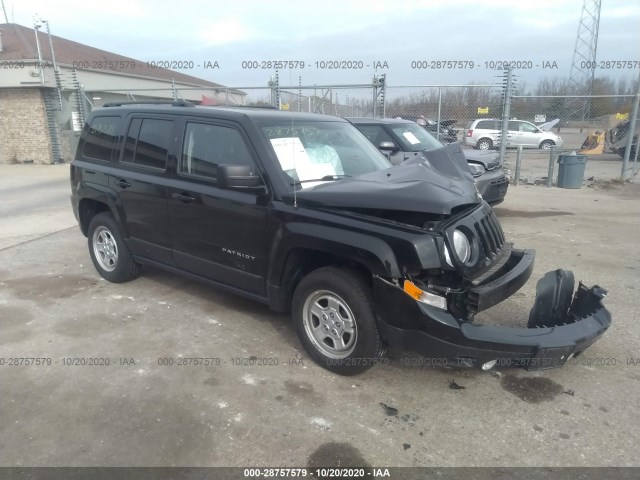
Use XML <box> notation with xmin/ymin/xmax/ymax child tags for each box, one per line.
<box><xmin>468</xmin><ymin>162</ymin><xmax>485</xmax><ymax>177</ymax></box>
<box><xmin>444</xmin><ymin>229</ymin><xmax>471</xmax><ymax>267</ymax></box>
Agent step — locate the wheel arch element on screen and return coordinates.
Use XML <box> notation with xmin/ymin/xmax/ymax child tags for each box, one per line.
<box><xmin>76</xmin><ymin>185</ymin><xmax>126</xmax><ymax>237</ymax></box>
<box><xmin>266</xmin><ymin>223</ymin><xmax>401</xmax><ymax>312</ymax></box>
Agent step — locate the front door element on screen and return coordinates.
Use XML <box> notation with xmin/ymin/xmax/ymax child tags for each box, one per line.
<box><xmin>519</xmin><ymin>121</ymin><xmax>543</xmax><ymax>147</ymax></box>
<box><xmin>167</xmin><ymin>119</ymin><xmax>268</xmax><ymax>295</ymax></box>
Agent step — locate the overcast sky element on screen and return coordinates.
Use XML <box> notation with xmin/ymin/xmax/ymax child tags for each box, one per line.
<box><xmin>6</xmin><ymin>0</ymin><xmax>640</xmax><ymax>91</ymax></box>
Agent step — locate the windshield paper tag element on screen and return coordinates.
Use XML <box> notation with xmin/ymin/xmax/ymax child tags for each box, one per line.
<box><xmin>403</xmin><ymin>131</ymin><xmax>421</xmax><ymax>145</ymax></box>
<box><xmin>270</xmin><ymin>137</ymin><xmax>339</xmax><ymax>182</ymax></box>
<box><xmin>270</xmin><ymin>137</ymin><xmax>310</xmax><ymax>171</ymax></box>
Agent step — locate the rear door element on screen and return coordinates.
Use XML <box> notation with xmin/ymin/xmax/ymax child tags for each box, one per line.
<box><xmin>167</xmin><ymin>118</ymin><xmax>268</xmax><ymax>295</ymax></box>
<box><xmin>113</xmin><ymin>114</ymin><xmax>177</xmax><ymax>264</ymax></box>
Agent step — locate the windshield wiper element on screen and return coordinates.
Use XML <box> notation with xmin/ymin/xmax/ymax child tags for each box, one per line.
<box><xmin>294</xmin><ymin>174</ymin><xmax>351</xmax><ymax>184</ymax></box>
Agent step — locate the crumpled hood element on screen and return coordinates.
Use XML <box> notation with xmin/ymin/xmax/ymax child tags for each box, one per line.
<box><xmin>289</xmin><ymin>143</ymin><xmax>481</xmax><ymax>215</ymax></box>
<box><xmin>462</xmin><ymin>149</ymin><xmax>501</xmax><ymax>169</ymax></box>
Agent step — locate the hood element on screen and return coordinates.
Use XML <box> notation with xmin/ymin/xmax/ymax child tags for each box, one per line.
<box><xmin>438</xmin><ymin>119</ymin><xmax>457</xmax><ymax>128</ymax></box>
<box><xmin>462</xmin><ymin>148</ymin><xmax>501</xmax><ymax>169</ymax></box>
<box><xmin>537</xmin><ymin>118</ymin><xmax>560</xmax><ymax>131</ymax></box>
<box><xmin>289</xmin><ymin>143</ymin><xmax>480</xmax><ymax>215</ymax></box>
<box><xmin>425</xmin><ymin>119</ymin><xmax>456</xmax><ymax>128</ymax></box>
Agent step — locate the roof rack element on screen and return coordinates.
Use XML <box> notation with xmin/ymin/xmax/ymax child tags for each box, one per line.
<box><xmin>204</xmin><ymin>105</ymin><xmax>279</xmax><ymax>110</ymax></box>
<box><xmin>102</xmin><ymin>100</ymin><xmax>195</xmax><ymax>108</ymax></box>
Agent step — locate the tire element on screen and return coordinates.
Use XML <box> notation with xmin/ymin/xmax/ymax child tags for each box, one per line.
<box><xmin>87</xmin><ymin>212</ymin><xmax>141</xmax><ymax>283</ymax></box>
<box><xmin>540</xmin><ymin>140</ymin><xmax>555</xmax><ymax>150</ymax></box>
<box><xmin>477</xmin><ymin>138</ymin><xmax>493</xmax><ymax>150</ymax></box>
<box><xmin>292</xmin><ymin>267</ymin><xmax>383</xmax><ymax>376</ymax></box>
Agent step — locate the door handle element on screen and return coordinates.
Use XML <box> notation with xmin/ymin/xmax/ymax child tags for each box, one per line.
<box><xmin>172</xmin><ymin>192</ymin><xmax>196</xmax><ymax>203</ymax></box>
<box><xmin>114</xmin><ymin>178</ymin><xmax>131</xmax><ymax>188</ymax></box>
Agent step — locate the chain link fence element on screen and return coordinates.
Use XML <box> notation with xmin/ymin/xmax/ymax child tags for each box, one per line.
<box><xmin>56</xmin><ymin>70</ymin><xmax>640</xmax><ymax>180</ymax></box>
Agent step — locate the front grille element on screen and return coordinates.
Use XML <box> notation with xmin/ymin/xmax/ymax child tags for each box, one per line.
<box><xmin>483</xmin><ymin>179</ymin><xmax>509</xmax><ymax>202</ymax></box>
<box><xmin>445</xmin><ymin>203</ymin><xmax>508</xmax><ymax>279</ymax></box>
<box><xmin>474</xmin><ymin>208</ymin><xmax>505</xmax><ymax>260</ymax></box>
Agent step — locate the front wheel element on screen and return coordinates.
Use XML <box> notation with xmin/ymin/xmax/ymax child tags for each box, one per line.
<box><xmin>88</xmin><ymin>213</ymin><xmax>141</xmax><ymax>283</ymax></box>
<box><xmin>292</xmin><ymin>267</ymin><xmax>383</xmax><ymax>375</ymax></box>
<box><xmin>540</xmin><ymin>140</ymin><xmax>555</xmax><ymax>150</ymax></box>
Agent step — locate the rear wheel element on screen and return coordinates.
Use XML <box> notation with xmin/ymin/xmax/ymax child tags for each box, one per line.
<box><xmin>88</xmin><ymin>213</ymin><xmax>141</xmax><ymax>283</ymax></box>
<box><xmin>477</xmin><ymin>138</ymin><xmax>493</xmax><ymax>150</ymax></box>
<box><xmin>292</xmin><ymin>267</ymin><xmax>383</xmax><ymax>375</ymax></box>
<box><xmin>540</xmin><ymin>140</ymin><xmax>555</xmax><ymax>150</ymax></box>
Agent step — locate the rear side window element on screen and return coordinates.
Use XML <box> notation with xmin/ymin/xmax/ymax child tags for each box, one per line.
<box><xmin>477</xmin><ymin>120</ymin><xmax>499</xmax><ymax>130</ymax></box>
<box><xmin>122</xmin><ymin>118</ymin><xmax>173</xmax><ymax>170</ymax></box>
<box><xmin>82</xmin><ymin>116</ymin><xmax>120</xmax><ymax>161</ymax></box>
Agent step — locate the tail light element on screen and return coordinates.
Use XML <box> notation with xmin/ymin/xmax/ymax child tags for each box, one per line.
<box><xmin>466</xmin><ymin>129</ymin><xmax>473</xmax><ymax>137</ymax></box>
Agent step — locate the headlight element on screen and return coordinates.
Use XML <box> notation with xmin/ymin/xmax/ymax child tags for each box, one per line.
<box><xmin>444</xmin><ymin>229</ymin><xmax>471</xmax><ymax>266</ymax></box>
<box><xmin>468</xmin><ymin>162</ymin><xmax>485</xmax><ymax>177</ymax></box>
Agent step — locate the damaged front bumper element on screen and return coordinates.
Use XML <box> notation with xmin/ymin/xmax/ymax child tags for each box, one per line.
<box><xmin>373</xmin><ymin>249</ymin><xmax>612</xmax><ymax>371</ymax></box>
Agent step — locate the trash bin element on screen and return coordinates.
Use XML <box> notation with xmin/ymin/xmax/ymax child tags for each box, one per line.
<box><xmin>557</xmin><ymin>153</ymin><xmax>587</xmax><ymax>189</ymax></box>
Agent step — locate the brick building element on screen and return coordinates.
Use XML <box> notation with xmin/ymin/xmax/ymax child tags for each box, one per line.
<box><xmin>0</xmin><ymin>23</ymin><xmax>244</xmax><ymax>164</ymax></box>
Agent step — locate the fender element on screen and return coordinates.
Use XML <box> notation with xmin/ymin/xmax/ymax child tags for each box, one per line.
<box><xmin>265</xmin><ymin>222</ymin><xmax>402</xmax><ymax>312</ymax></box>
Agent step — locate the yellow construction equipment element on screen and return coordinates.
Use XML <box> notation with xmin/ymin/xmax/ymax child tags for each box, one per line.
<box><xmin>579</xmin><ymin>131</ymin><xmax>605</xmax><ymax>154</ymax></box>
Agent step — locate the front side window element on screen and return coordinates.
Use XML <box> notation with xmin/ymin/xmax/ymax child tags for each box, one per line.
<box><xmin>519</xmin><ymin>122</ymin><xmax>540</xmax><ymax>133</ymax></box>
<box><xmin>82</xmin><ymin>116</ymin><xmax>120</xmax><ymax>161</ymax></box>
<box><xmin>122</xmin><ymin>118</ymin><xmax>173</xmax><ymax>170</ymax></box>
<box><xmin>354</xmin><ymin>125</ymin><xmax>394</xmax><ymax>147</ymax></box>
<box><xmin>180</xmin><ymin>123</ymin><xmax>254</xmax><ymax>181</ymax></box>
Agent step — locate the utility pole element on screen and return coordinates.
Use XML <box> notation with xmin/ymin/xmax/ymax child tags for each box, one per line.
<box><xmin>568</xmin><ymin>0</ymin><xmax>602</xmax><ymax>120</ymax></box>
<box><xmin>1</xmin><ymin>0</ymin><xmax>9</xmax><ymax>23</ymax></box>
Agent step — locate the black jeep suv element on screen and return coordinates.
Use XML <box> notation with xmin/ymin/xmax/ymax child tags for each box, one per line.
<box><xmin>70</xmin><ymin>101</ymin><xmax>611</xmax><ymax>375</ymax></box>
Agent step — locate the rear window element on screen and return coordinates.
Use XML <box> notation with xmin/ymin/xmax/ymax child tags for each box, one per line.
<box><xmin>81</xmin><ymin>116</ymin><xmax>120</xmax><ymax>161</ymax></box>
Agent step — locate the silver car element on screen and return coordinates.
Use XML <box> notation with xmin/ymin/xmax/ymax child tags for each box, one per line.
<box><xmin>464</xmin><ymin>118</ymin><xmax>563</xmax><ymax>150</ymax></box>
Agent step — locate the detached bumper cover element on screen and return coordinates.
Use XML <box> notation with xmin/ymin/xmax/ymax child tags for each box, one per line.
<box><xmin>373</xmin><ymin>251</ymin><xmax>612</xmax><ymax>371</ymax></box>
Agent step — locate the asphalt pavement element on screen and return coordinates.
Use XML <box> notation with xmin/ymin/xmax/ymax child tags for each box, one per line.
<box><xmin>0</xmin><ymin>161</ymin><xmax>639</xmax><ymax>468</ymax></box>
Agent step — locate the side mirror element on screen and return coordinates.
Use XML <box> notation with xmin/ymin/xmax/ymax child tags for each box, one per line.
<box><xmin>379</xmin><ymin>141</ymin><xmax>398</xmax><ymax>152</ymax></box>
<box><xmin>217</xmin><ymin>164</ymin><xmax>263</xmax><ymax>189</ymax></box>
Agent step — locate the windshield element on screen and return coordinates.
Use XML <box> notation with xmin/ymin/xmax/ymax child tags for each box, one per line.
<box><xmin>259</xmin><ymin>120</ymin><xmax>392</xmax><ymax>187</ymax></box>
<box><xmin>390</xmin><ymin>123</ymin><xmax>444</xmax><ymax>152</ymax></box>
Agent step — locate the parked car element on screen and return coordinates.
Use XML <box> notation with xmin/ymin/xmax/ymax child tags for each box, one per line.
<box><xmin>463</xmin><ymin>118</ymin><xmax>563</xmax><ymax>150</ymax></box>
<box><xmin>605</xmin><ymin>120</ymin><xmax>639</xmax><ymax>158</ymax></box>
<box><xmin>348</xmin><ymin>117</ymin><xmax>508</xmax><ymax>205</ymax></box>
<box><xmin>70</xmin><ymin>101</ymin><xmax>611</xmax><ymax>375</ymax></box>
<box><xmin>405</xmin><ymin>115</ymin><xmax>458</xmax><ymax>143</ymax></box>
